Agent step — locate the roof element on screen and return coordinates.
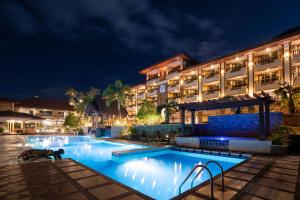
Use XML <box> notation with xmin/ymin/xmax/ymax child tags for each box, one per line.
<box><xmin>85</xmin><ymin>96</ymin><xmax>128</xmax><ymax>117</ymax></box>
<box><xmin>178</xmin><ymin>92</ymin><xmax>274</xmax><ymax>111</ymax></box>
<box><xmin>184</xmin><ymin>26</ymin><xmax>300</xmax><ymax>70</ymax></box>
<box><xmin>273</xmin><ymin>26</ymin><xmax>300</xmax><ymax>40</ymax></box>
<box><xmin>0</xmin><ymin>110</ymin><xmax>43</xmax><ymax>120</ymax></box>
<box><xmin>17</xmin><ymin>97</ymin><xmax>74</xmax><ymax>111</ymax></box>
<box><xmin>139</xmin><ymin>52</ymin><xmax>198</xmax><ymax>74</ymax></box>
<box><xmin>0</xmin><ymin>97</ymin><xmax>15</xmax><ymax>103</ymax></box>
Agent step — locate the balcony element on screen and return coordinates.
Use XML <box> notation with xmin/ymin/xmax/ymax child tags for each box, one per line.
<box><xmin>168</xmin><ymin>97</ymin><xmax>180</xmax><ymax>104</ymax></box>
<box><xmin>202</xmin><ymin>90</ymin><xmax>219</xmax><ymax>100</ymax></box>
<box><xmin>126</xmin><ymin>105</ymin><xmax>136</xmax><ymax>112</ymax></box>
<box><xmin>292</xmin><ymin>50</ymin><xmax>300</xmax><ymax>64</ymax></box>
<box><xmin>225</xmin><ymin>66</ymin><xmax>247</xmax><ymax>79</ymax></box>
<box><xmin>225</xmin><ymin>85</ymin><xmax>247</xmax><ymax>96</ymax></box>
<box><xmin>183</xmin><ymin>79</ymin><xmax>198</xmax><ymax>88</ymax></box>
<box><xmin>292</xmin><ymin>71</ymin><xmax>300</xmax><ymax>86</ymax></box>
<box><xmin>137</xmin><ymin>93</ymin><xmax>146</xmax><ymax>99</ymax></box>
<box><xmin>168</xmin><ymin>83</ymin><xmax>180</xmax><ymax>92</ymax></box>
<box><xmin>255</xmin><ymin>79</ymin><xmax>281</xmax><ymax>91</ymax></box>
<box><xmin>254</xmin><ymin>58</ymin><xmax>281</xmax><ymax>72</ymax></box>
<box><xmin>166</xmin><ymin>68</ymin><xmax>180</xmax><ymax>79</ymax></box>
<box><xmin>202</xmin><ymin>74</ymin><xmax>220</xmax><ymax>84</ymax></box>
<box><xmin>183</xmin><ymin>94</ymin><xmax>198</xmax><ymax>102</ymax></box>
<box><xmin>147</xmin><ymin>89</ymin><xmax>157</xmax><ymax>97</ymax></box>
<box><xmin>147</xmin><ymin>76</ymin><xmax>159</xmax><ymax>85</ymax></box>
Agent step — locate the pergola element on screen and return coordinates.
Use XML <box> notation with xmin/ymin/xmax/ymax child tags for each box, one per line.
<box><xmin>178</xmin><ymin>92</ymin><xmax>275</xmax><ymax>139</ymax></box>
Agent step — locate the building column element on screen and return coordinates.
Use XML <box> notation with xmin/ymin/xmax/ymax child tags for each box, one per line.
<box><xmin>247</xmin><ymin>53</ymin><xmax>254</xmax><ymax>96</ymax></box>
<box><xmin>198</xmin><ymin>69</ymin><xmax>202</xmax><ymax>102</ymax></box>
<box><xmin>191</xmin><ymin>110</ymin><xmax>195</xmax><ymax>135</ymax></box>
<box><xmin>283</xmin><ymin>42</ymin><xmax>291</xmax><ymax>84</ymax></box>
<box><xmin>220</xmin><ymin>63</ymin><xmax>225</xmax><ymax>97</ymax></box>
<box><xmin>180</xmin><ymin>108</ymin><xmax>185</xmax><ymax>136</ymax></box>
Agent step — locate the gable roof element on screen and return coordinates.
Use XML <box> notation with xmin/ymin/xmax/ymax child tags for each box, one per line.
<box><xmin>0</xmin><ymin>110</ymin><xmax>43</xmax><ymax>120</ymax></box>
<box><xmin>0</xmin><ymin>97</ymin><xmax>15</xmax><ymax>103</ymax></box>
<box><xmin>139</xmin><ymin>52</ymin><xmax>198</xmax><ymax>74</ymax></box>
<box><xmin>17</xmin><ymin>97</ymin><xmax>74</xmax><ymax>111</ymax></box>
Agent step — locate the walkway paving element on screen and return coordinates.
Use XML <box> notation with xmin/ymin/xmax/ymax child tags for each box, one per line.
<box><xmin>0</xmin><ymin>135</ymin><xmax>299</xmax><ymax>200</ymax></box>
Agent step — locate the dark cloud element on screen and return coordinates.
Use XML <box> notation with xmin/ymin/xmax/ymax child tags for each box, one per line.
<box><xmin>1</xmin><ymin>0</ymin><xmax>299</xmax><ymax>98</ymax></box>
<box><xmin>0</xmin><ymin>0</ymin><xmax>227</xmax><ymax>57</ymax></box>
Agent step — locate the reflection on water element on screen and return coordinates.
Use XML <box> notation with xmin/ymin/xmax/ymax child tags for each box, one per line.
<box><xmin>26</xmin><ymin>136</ymin><xmax>243</xmax><ymax>200</ymax></box>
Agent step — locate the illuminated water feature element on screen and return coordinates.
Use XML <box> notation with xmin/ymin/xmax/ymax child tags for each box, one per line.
<box><xmin>26</xmin><ymin>136</ymin><xmax>245</xmax><ymax>200</ymax></box>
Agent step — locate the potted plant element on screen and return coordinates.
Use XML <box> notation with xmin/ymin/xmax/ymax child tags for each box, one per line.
<box><xmin>270</xmin><ymin>125</ymin><xmax>294</xmax><ymax>154</ymax></box>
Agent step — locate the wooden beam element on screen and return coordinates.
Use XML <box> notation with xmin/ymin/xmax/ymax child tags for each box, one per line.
<box><xmin>191</xmin><ymin>110</ymin><xmax>195</xmax><ymax>135</ymax></box>
<box><xmin>180</xmin><ymin>108</ymin><xmax>185</xmax><ymax>136</ymax></box>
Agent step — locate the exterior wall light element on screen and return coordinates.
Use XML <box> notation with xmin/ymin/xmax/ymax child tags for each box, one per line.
<box><xmin>284</xmin><ymin>52</ymin><xmax>290</xmax><ymax>58</ymax></box>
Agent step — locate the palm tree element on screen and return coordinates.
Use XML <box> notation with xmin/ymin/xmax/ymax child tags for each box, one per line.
<box><xmin>157</xmin><ymin>102</ymin><xmax>178</xmax><ymax>124</ymax></box>
<box><xmin>103</xmin><ymin>80</ymin><xmax>130</xmax><ymax>119</ymax></box>
<box><xmin>274</xmin><ymin>82</ymin><xmax>300</xmax><ymax>114</ymax></box>
<box><xmin>66</xmin><ymin>87</ymin><xmax>99</xmax><ymax>127</ymax></box>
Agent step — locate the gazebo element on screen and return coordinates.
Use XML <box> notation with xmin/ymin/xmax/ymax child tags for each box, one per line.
<box><xmin>178</xmin><ymin>92</ymin><xmax>275</xmax><ymax>139</ymax></box>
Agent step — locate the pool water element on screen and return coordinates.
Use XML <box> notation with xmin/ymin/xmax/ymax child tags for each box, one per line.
<box><xmin>26</xmin><ymin>136</ymin><xmax>245</xmax><ymax>200</ymax></box>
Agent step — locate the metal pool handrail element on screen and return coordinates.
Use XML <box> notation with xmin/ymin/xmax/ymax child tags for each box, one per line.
<box><xmin>190</xmin><ymin>160</ymin><xmax>224</xmax><ymax>191</ymax></box>
<box><xmin>178</xmin><ymin>165</ymin><xmax>214</xmax><ymax>199</ymax></box>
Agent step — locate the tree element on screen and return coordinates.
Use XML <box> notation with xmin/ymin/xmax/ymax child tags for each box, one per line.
<box><xmin>274</xmin><ymin>82</ymin><xmax>300</xmax><ymax>114</ymax></box>
<box><xmin>136</xmin><ymin>101</ymin><xmax>162</xmax><ymax>125</ymax></box>
<box><xmin>64</xmin><ymin>113</ymin><xmax>79</xmax><ymax>128</ymax></box>
<box><xmin>103</xmin><ymin>80</ymin><xmax>130</xmax><ymax>119</ymax></box>
<box><xmin>66</xmin><ymin>87</ymin><xmax>99</xmax><ymax>126</ymax></box>
<box><xmin>157</xmin><ymin>102</ymin><xmax>178</xmax><ymax>124</ymax></box>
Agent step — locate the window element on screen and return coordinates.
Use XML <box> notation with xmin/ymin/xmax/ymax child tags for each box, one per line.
<box><xmin>58</xmin><ymin>112</ymin><xmax>64</xmax><ymax>117</ymax></box>
<box><xmin>29</xmin><ymin>110</ymin><xmax>33</xmax><ymax>115</ymax></box>
<box><xmin>39</xmin><ymin>110</ymin><xmax>52</xmax><ymax>116</ymax></box>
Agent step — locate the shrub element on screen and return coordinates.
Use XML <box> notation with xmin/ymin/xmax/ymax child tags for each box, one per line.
<box><xmin>77</xmin><ymin>128</ymin><xmax>84</xmax><ymax>135</ymax></box>
<box><xmin>0</xmin><ymin>127</ymin><xmax>4</xmax><ymax>134</ymax></box>
<box><xmin>271</xmin><ymin>126</ymin><xmax>295</xmax><ymax>145</ymax></box>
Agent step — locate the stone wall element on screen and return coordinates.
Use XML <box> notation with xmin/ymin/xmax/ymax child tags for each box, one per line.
<box><xmin>206</xmin><ymin>112</ymin><xmax>282</xmax><ymax>137</ymax></box>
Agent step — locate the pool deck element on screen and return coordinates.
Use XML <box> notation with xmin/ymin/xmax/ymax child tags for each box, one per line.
<box><xmin>0</xmin><ymin>135</ymin><xmax>299</xmax><ymax>200</ymax></box>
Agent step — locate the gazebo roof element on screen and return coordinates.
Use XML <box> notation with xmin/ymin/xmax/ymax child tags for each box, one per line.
<box><xmin>178</xmin><ymin>92</ymin><xmax>275</xmax><ymax>111</ymax></box>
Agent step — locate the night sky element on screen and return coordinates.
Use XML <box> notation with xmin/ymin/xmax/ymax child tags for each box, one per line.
<box><xmin>1</xmin><ymin>0</ymin><xmax>300</xmax><ymax>99</ymax></box>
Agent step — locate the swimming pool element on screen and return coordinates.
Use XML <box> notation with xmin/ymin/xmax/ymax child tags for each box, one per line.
<box><xmin>26</xmin><ymin>135</ymin><xmax>245</xmax><ymax>200</ymax></box>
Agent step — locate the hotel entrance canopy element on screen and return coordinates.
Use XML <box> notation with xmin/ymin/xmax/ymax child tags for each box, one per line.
<box><xmin>178</xmin><ymin>92</ymin><xmax>275</xmax><ymax>139</ymax></box>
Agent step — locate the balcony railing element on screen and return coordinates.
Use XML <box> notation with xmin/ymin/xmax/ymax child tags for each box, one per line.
<box><xmin>292</xmin><ymin>50</ymin><xmax>300</xmax><ymax>64</ymax></box>
<box><xmin>255</xmin><ymin>78</ymin><xmax>282</xmax><ymax>91</ymax></box>
<box><xmin>168</xmin><ymin>83</ymin><xmax>180</xmax><ymax>92</ymax></box>
<box><xmin>202</xmin><ymin>73</ymin><xmax>220</xmax><ymax>84</ymax></box>
<box><xmin>147</xmin><ymin>76</ymin><xmax>159</xmax><ymax>84</ymax></box>
<box><xmin>202</xmin><ymin>90</ymin><xmax>219</xmax><ymax>100</ymax></box>
<box><xmin>225</xmin><ymin>66</ymin><xmax>247</xmax><ymax>79</ymax></box>
<box><xmin>254</xmin><ymin>58</ymin><xmax>281</xmax><ymax>72</ymax></box>
<box><xmin>137</xmin><ymin>93</ymin><xmax>145</xmax><ymax>99</ymax></box>
<box><xmin>183</xmin><ymin>94</ymin><xmax>198</xmax><ymax>102</ymax></box>
<box><xmin>183</xmin><ymin>79</ymin><xmax>198</xmax><ymax>88</ymax></box>
<box><xmin>292</xmin><ymin>71</ymin><xmax>300</xmax><ymax>85</ymax></box>
<box><xmin>168</xmin><ymin>97</ymin><xmax>180</xmax><ymax>103</ymax></box>
<box><xmin>225</xmin><ymin>85</ymin><xmax>247</xmax><ymax>96</ymax></box>
<box><xmin>147</xmin><ymin>89</ymin><xmax>157</xmax><ymax>96</ymax></box>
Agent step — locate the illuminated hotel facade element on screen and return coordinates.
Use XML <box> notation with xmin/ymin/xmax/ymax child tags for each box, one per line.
<box><xmin>125</xmin><ymin>29</ymin><xmax>300</xmax><ymax>123</ymax></box>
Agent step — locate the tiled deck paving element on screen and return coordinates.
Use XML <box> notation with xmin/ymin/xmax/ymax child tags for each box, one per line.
<box><xmin>0</xmin><ymin>135</ymin><xmax>300</xmax><ymax>200</ymax></box>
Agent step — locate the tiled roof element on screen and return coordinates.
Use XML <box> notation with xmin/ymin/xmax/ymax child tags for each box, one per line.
<box><xmin>17</xmin><ymin>97</ymin><xmax>74</xmax><ymax>111</ymax></box>
<box><xmin>0</xmin><ymin>97</ymin><xmax>15</xmax><ymax>103</ymax></box>
<box><xmin>0</xmin><ymin>110</ymin><xmax>43</xmax><ymax>120</ymax></box>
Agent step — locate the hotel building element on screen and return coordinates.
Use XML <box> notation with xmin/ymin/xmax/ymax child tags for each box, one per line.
<box><xmin>125</xmin><ymin>28</ymin><xmax>300</xmax><ymax>123</ymax></box>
